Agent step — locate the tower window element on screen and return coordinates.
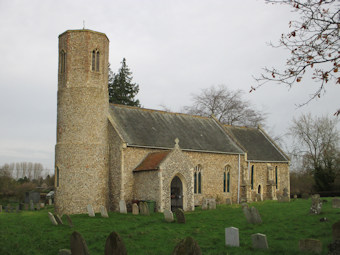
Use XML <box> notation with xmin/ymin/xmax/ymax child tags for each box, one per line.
<box><xmin>56</xmin><ymin>166</ymin><xmax>60</xmax><ymax>187</ymax></box>
<box><xmin>92</xmin><ymin>50</ymin><xmax>100</xmax><ymax>72</ymax></box>
<box><xmin>224</xmin><ymin>165</ymin><xmax>231</xmax><ymax>192</ymax></box>
<box><xmin>59</xmin><ymin>50</ymin><xmax>66</xmax><ymax>73</ymax></box>
<box><xmin>194</xmin><ymin>165</ymin><xmax>202</xmax><ymax>194</ymax></box>
<box><xmin>275</xmin><ymin>166</ymin><xmax>278</xmax><ymax>189</ymax></box>
<box><xmin>251</xmin><ymin>165</ymin><xmax>254</xmax><ymax>190</ymax></box>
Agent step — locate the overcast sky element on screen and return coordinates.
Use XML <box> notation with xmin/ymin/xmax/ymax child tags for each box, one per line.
<box><xmin>0</xmin><ymin>0</ymin><xmax>339</xmax><ymax>172</ymax></box>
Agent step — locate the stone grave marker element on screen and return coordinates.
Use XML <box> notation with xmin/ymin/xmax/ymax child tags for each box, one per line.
<box><xmin>250</xmin><ymin>207</ymin><xmax>262</xmax><ymax>224</ymax></box>
<box><xmin>140</xmin><ymin>202</ymin><xmax>150</xmax><ymax>216</ymax></box>
<box><xmin>208</xmin><ymin>198</ymin><xmax>216</xmax><ymax>210</ymax></box>
<box><xmin>252</xmin><ymin>233</ymin><xmax>269</xmax><ymax>250</ymax></box>
<box><xmin>54</xmin><ymin>214</ymin><xmax>64</xmax><ymax>225</ymax></box>
<box><xmin>0</xmin><ymin>205</ymin><xmax>2</xmax><ymax>213</ymax></box>
<box><xmin>164</xmin><ymin>209</ymin><xmax>174</xmax><ymax>222</ymax></box>
<box><xmin>24</xmin><ymin>204</ymin><xmax>29</xmax><ymax>211</ymax></box>
<box><xmin>16</xmin><ymin>205</ymin><xmax>20</xmax><ymax>213</ymax></box>
<box><xmin>310</xmin><ymin>194</ymin><xmax>322</xmax><ymax>214</ymax></box>
<box><xmin>333</xmin><ymin>221</ymin><xmax>340</xmax><ymax>241</ymax></box>
<box><xmin>174</xmin><ymin>208</ymin><xmax>186</xmax><ymax>223</ymax></box>
<box><xmin>201</xmin><ymin>198</ymin><xmax>208</xmax><ymax>210</ymax></box>
<box><xmin>70</xmin><ymin>231</ymin><xmax>90</xmax><ymax>255</ymax></box>
<box><xmin>132</xmin><ymin>203</ymin><xmax>139</xmax><ymax>215</ymax></box>
<box><xmin>36</xmin><ymin>203</ymin><xmax>40</xmax><ymax>211</ymax></box>
<box><xmin>58</xmin><ymin>249</ymin><xmax>71</xmax><ymax>255</ymax></box>
<box><xmin>225</xmin><ymin>227</ymin><xmax>239</xmax><ymax>247</ymax></box>
<box><xmin>256</xmin><ymin>193</ymin><xmax>262</xmax><ymax>202</ymax></box>
<box><xmin>40</xmin><ymin>203</ymin><xmax>45</xmax><ymax>209</ymax></box>
<box><xmin>293</xmin><ymin>194</ymin><xmax>298</xmax><ymax>199</ymax></box>
<box><xmin>226</xmin><ymin>198</ymin><xmax>232</xmax><ymax>205</ymax></box>
<box><xmin>87</xmin><ymin>204</ymin><xmax>95</xmax><ymax>217</ymax></box>
<box><xmin>48</xmin><ymin>212</ymin><xmax>58</xmax><ymax>226</ymax></box>
<box><xmin>333</xmin><ymin>198</ymin><xmax>340</xmax><ymax>208</ymax></box>
<box><xmin>19</xmin><ymin>203</ymin><xmax>24</xmax><ymax>210</ymax></box>
<box><xmin>242</xmin><ymin>204</ymin><xmax>252</xmax><ymax>223</ymax></box>
<box><xmin>100</xmin><ymin>205</ymin><xmax>109</xmax><ymax>218</ymax></box>
<box><xmin>5</xmin><ymin>206</ymin><xmax>9</xmax><ymax>213</ymax></box>
<box><xmin>328</xmin><ymin>240</ymin><xmax>340</xmax><ymax>255</ymax></box>
<box><xmin>48</xmin><ymin>198</ymin><xmax>52</xmax><ymax>205</ymax></box>
<box><xmin>119</xmin><ymin>200</ymin><xmax>127</xmax><ymax>214</ymax></box>
<box><xmin>172</xmin><ymin>236</ymin><xmax>202</xmax><ymax>255</ymax></box>
<box><xmin>65</xmin><ymin>215</ymin><xmax>73</xmax><ymax>228</ymax></box>
<box><xmin>299</xmin><ymin>239</ymin><xmax>322</xmax><ymax>254</ymax></box>
<box><xmin>104</xmin><ymin>231</ymin><xmax>127</xmax><ymax>255</ymax></box>
<box><xmin>30</xmin><ymin>200</ymin><xmax>34</xmax><ymax>210</ymax></box>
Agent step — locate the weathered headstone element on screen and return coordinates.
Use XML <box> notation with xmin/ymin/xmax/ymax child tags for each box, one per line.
<box><xmin>256</xmin><ymin>193</ymin><xmax>262</xmax><ymax>202</ymax></box>
<box><xmin>119</xmin><ymin>200</ymin><xmax>127</xmax><ymax>214</ymax></box>
<box><xmin>252</xmin><ymin>233</ymin><xmax>269</xmax><ymax>250</ymax></box>
<box><xmin>16</xmin><ymin>205</ymin><xmax>20</xmax><ymax>213</ymax></box>
<box><xmin>328</xmin><ymin>240</ymin><xmax>340</xmax><ymax>255</ymax></box>
<box><xmin>36</xmin><ymin>203</ymin><xmax>40</xmax><ymax>211</ymax></box>
<box><xmin>333</xmin><ymin>221</ymin><xmax>340</xmax><ymax>241</ymax></box>
<box><xmin>299</xmin><ymin>239</ymin><xmax>322</xmax><ymax>254</ymax></box>
<box><xmin>0</xmin><ymin>205</ymin><xmax>2</xmax><ymax>213</ymax></box>
<box><xmin>70</xmin><ymin>231</ymin><xmax>90</xmax><ymax>255</ymax></box>
<box><xmin>40</xmin><ymin>203</ymin><xmax>45</xmax><ymax>208</ymax></box>
<box><xmin>48</xmin><ymin>212</ymin><xmax>58</xmax><ymax>226</ymax></box>
<box><xmin>225</xmin><ymin>227</ymin><xmax>239</xmax><ymax>247</ymax></box>
<box><xmin>104</xmin><ymin>231</ymin><xmax>127</xmax><ymax>255</ymax></box>
<box><xmin>333</xmin><ymin>198</ymin><xmax>340</xmax><ymax>208</ymax></box>
<box><xmin>48</xmin><ymin>198</ymin><xmax>52</xmax><ymax>205</ymax></box>
<box><xmin>164</xmin><ymin>209</ymin><xmax>174</xmax><ymax>222</ymax></box>
<box><xmin>226</xmin><ymin>198</ymin><xmax>232</xmax><ymax>205</ymax></box>
<box><xmin>100</xmin><ymin>205</ymin><xmax>109</xmax><ymax>218</ymax></box>
<box><xmin>140</xmin><ymin>202</ymin><xmax>150</xmax><ymax>216</ymax></box>
<box><xmin>54</xmin><ymin>214</ymin><xmax>64</xmax><ymax>225</ymax></box>
<box><xmin>174</xmin><ymin>208</ymin><xmax>186</xmax><ymax>223</ymax></box>
<box><xmin>87</xmin><ymin>204</ymin><xmax>95</xmax><ymax>217</ymax></box>
<box><xmin>58</xmin><ymin>249</ymin><xmax>71</xmax><ymax>255</ymax></box>
<box><xmin>242</xmin><ymin>204</ymin><xmax>252</xmax><ymax>223</ymax></box>
<box><xmin>24</xmin><ymin>204</ymin><xmax>29</xmax><ymax>211</ymax></box>
<box><xmin>201</xmin><ymin>198</ymin><xmax>208</xmax><ymax>210</ymax></box>
<box><xmin>132</xmin><ymin>203</ymin><xmax>139</xmax><ymax>215</ymax></box>
<box><xmin>293</xmin><ymin>194</ymin><xmax>298</xmax><ymax>199</ymax></box>
<box><xmin>65</xmin><ymin>215</ymin><xmax>73</xmax><ymax>228</ymax></box>
<box><xmin>250</xmin><ymin>207</ymin><xmax>262</xmax><ymax>224</ymax></box>
<box><xmin>310</xmin><ymin>194</ymin><xmax>322</xmax><ymax>214</ymax></box>
<box><xmin>172</xmin><ymin>237</ymin><xmax>202</xmax><ymax>255</ymax></box>
<box><xmin>30</xmin><ymin>200</ymin><xmax>34</xmax><ymax>211</ymax></box>
<box><xmin>208</xmin><ymin>199</ymin><xmax>216</xmax><ymax>210</ymax></box>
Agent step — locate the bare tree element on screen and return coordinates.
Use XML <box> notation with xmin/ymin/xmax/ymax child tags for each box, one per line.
<box><xmin>252</xmin><ymin>0</ymin><xmax>339</xmax><ymax>114</ymax></box>
<box><xmin>33</xmin><ymin>163</ymin><xmax>43</xmax><ymax>180</ymax></box>
<box><xmin>183</xmin><ymin>85</ymin><xmax>266</xmax><ymax>127</ymax></box>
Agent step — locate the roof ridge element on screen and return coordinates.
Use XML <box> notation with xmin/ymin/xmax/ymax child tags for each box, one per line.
<box><xmin>224</xmin><ymin>124</ymin><xmax>257</xmax><ymax>130</ymax></box>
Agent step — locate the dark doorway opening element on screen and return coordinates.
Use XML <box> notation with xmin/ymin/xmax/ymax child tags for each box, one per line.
<box><xmin>171</xmin><ymin>176</ymin><xmax>183</xmax><ymax>211</ymax></box>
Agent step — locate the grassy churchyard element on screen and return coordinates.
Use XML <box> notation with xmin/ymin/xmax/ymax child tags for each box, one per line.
<box><xmin>0</xmin><ymin>198</ymin><xmax>338</xmax><ymax>254</ymax></box>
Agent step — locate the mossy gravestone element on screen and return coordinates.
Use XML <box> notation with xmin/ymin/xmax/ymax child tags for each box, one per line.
<box><xmin>70</xmin><ymin>231</ymin><xmax>90</xmax><ymax>255</ymax></box>
<box><xmin>175</xmin><ymin>208</ymin><xmax>186</xmax><ymax>223</ymax></box>
<box><xmin>172</xmin><ymin>237</ymin><xmax>202</xmax><ymax>255</ymax></box>
<box><xmin>104</xmin><ymin>231</ymin><xmax>127</xmax><ymax>255</ymax></box>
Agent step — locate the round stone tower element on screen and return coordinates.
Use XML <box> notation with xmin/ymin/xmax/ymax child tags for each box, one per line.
<box><xmin>55</xmin><ymin>29</ymin><xmax>109</xmax><ymax>214</ymax></box>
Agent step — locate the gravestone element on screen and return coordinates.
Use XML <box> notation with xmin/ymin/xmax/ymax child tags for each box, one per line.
<box><xmin>36</xmin><ymin>203</ymin><xmax>40</xmax><ymax>211</ymax></box>
<box><xmin>242</xmin><ymin>204</ymin><xmax>252</xmax><ymax>223</ymax></box>
<box><xmin>328</xmin><ymin>240</ymin><xmax>340</xmax><ymax>255</ymax></box>
<box><xmin>70</xmin><ymin>231</ymin><xmax>90</xmax><ymax>255</ymax></box>
<box><xmin>164</xmin><ymin>209</ymin><xmax>174</xmax><ymax>222</ymax></box>
<box><xmin>333</xmin><ymin>198</ymin><xmax>340</xmax><ymax>208</ymax></box>
<box><xmin>40</xmin><ymin>203</ymin><xmax>45</xmax><ymax>208</ymax></box>
<box><xmin>7</xmin><ymin>204</ymin><xmax>12</xmax><ymax>213</ymax></box>
<box><xmin>65</xmin><ymin>215</ymin><xmax>73</xmax><ymax>228</ymax></box>
<box><xmin>251</xmin><ymin>233</ymin><xmax>269</xmax><ymax>250</ymax></box>
<box><xmin>87</xmin><ymin>204</ymin><xmax>95</xmax><ymax>217</ymax></box>
<box><xmin>16</xmin><ymin>205</ymin><xmax>20</xmax><ymax>213</ymax></box>
<box><xmin>132</xmin><ymin>203</ymin><xmax>139</xmax><ymax>215</ymax></box>
<box><xmin>225</xmin><ymin>227</ymin><xmax>239</xmax><ymax>247</ymax></box>
<box><xmin>333</xmin><ymin>221</ymin><xmax>340</xmax><ymax>241</ymax></box>
<box><xmin>30</xmin><ymin>200</ymin><xmax>34</xmax><ymax>211</ymax></box>
<box><xmin>100</xmin><ymin>205</ymin><xmax>109</xmax><ymax>218</ymax></box>
<box><xmin>208</xmin><ymin>199</ymin><xmax>216</xmax><ymax>210</ymax></box>
<box><xmin>226</xmin><ymin>198</ymin><xmax>232</xmax><ymax>205</ymax></box>
<box><xmin>54</xmin><ymin>214</ymin><xmax>64</xmax><ymax>225</ymax></box>
<box><xmin>48</xmin><ymin>198</ymin><xmax>52</xmax><ymax>205</ymax></box>
<box><xmin>0</xmin><ymin>205</ymin><xmax>2</xmax><ymax>213</ymax></box>
<box><xmin>104</xmin><ymin>231</ymin><xmax>127</xmax><ymax>255</ymax></box>
<box><xmin>293</xmin><ymin>194</ymin><xmax>298</xmax><ymax>199</ymax></box>
<box><xmin>59</xmin><ymin>249</ymin><xmax>71</xmax><ymax>255</ymax></box>
<box><xmin>250</xmin><ymin>207</ymin><xmax>262</xmax><ymax>224</ymax></box>
<box><xmin>19</xmin><ymin>203</ymin><xmax>24</xmax><ymax>210</ymax></box>
<box><xmin>174</xmin><ymin>208</ymin><xmax>186</xmax><ymax>223</ymax></box>
<box><xmin>140</xmin><ymin>202</ymin><xmax>150</xmax><ymax>216</ymax></box>
<box><xmin>310</xmin><ymin>194</ymin><xmax>322</xmax><ymax>214</ymax></box>
<box><xmin>256</xmin><ymin>193</ymin><xmax>262</xmax><ymax>202</ymax></box>
<box><xmin>172</xmin><ymin>236</ymin><xmax>202</xmax><ymax>255</ymax></box>
<box><xmin>24</xmin><ymin>204</ymin><xmax>29</xmax><ymax>210</ymax></box>
<box><xmin>48</xmin><ymin>212</ymin><xmax>58</xmax><ymax>226</ymax></box>
<box><xmin>201</xmin><ymin>198</ymin><xmax>208</xmax><ymax>210</ymax></box>
<box><xmin>299</xmin><ymin>239</ymin><xmax>322</xmax><ymax>254</ymax></box>
<box><xmin>5</xmin><ymin>206</ymin><xmax>9</xmax><ymax>213</ymax></box>
<box><xmin>119</xmin><ymin>200</ymin><xmax>127</xmax><ymax>214</ymax></box>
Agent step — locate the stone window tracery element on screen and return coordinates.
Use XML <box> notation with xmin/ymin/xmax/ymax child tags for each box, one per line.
<box><xmin>194</xmin><ymin>165</ymin><xmax>202</xmax><ymax>194</ymax></box>
<box><xmin>224</xmin><ymin>165</ymin><xmax>231</xmax><ymax>193</ymax></box>
<box><xmin>92</xmin><ymin>49</ymin><xmax>100</xmax><ymax>71</ymax></box>
<box><xmin>251</xmin><ymin>165</ymin><xmax>255</xmax><ymax>190</ymax></box>
<box><xmin>59</xmin><ymin>50</ymin><xmax>66</xmax><ymax>73</ymax></box>
<box><xmin>275</xmin><ymin>166</ymin><xmax>278</xmax><ymax>189</ymax></box>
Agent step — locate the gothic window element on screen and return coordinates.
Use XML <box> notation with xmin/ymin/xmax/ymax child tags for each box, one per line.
<box><xmin>224</xmin><ymin>165</ymin><xmax>231</xmax><ymax>192</ymax></box>
<box><xmin>92</xmin><ymin>49</ymin><xmax>100</xmax><ymax>71</ymax></box>
<box><xmin>275</xmin><ymin>166</ymin><xmax>278</xmax><ymax>189</ymax></box>
<box><xmin>194</xmin><ymin>165</ymin><xmax>202</xmax><ymax>194</ymax></box>
<box><xmin>59</xmin><ymin>50</ymin><xmax>66</xmax><ymax>73</ymax></box>
<box><xmin>251</xmin><ymin>165</ymin><xmax>254</xmax><ymax>190</ymax></box>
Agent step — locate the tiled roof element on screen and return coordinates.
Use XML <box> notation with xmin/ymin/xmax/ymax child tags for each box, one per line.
<box><xmin>134</xmin><ymin>151</ymin><xmax>170</xmax><ymax>172</ymax></box>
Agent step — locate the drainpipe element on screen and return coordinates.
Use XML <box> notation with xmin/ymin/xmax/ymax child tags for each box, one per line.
<box><xmin>237</xmin><ymin>154</ymin><xmax>241</xmax><ymax>204</ymax></box>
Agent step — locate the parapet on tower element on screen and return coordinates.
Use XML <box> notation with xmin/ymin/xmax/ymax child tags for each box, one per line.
<box><xmin>55</xmin><ymin>29</ymin><xmax>109</xmax><ymax>214</ymax></box>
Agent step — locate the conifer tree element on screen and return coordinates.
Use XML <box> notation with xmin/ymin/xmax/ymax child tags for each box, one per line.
<box><xmin>108</xmin><ymin>58</ymin><xmax>141</xmax><ymax>107</ymax></box>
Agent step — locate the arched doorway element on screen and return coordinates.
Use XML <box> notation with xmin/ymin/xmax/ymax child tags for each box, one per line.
<box><xmin>258</xmin><ymin>185</ymin><xmax>261</xmax><ymax>194</ymax></box>
<box><xmin>171</xmin><ymin>176</ymin><xmax>183</xmax><ymax>211</ymax></box>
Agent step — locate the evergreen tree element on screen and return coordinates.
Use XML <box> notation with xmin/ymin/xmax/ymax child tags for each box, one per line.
<box><xmin>108</xmin><ymin>58</ymin><xmax>141</xmax><ymax>107</ymax></box>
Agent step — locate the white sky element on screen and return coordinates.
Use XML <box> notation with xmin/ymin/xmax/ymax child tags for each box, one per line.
<box><xmin>0</xmin><ymin>0</ymin><xmax>339</xmax><ymax>172</ymax></box>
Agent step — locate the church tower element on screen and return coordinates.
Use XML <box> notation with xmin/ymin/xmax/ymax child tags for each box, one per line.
<box><xmin>55</xmin><ymin>30</ymin><xmax>109</xmax><ymax>214</ymax></box>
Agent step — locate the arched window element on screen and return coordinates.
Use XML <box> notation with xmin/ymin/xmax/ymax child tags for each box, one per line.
<box><xmin>92</xmin><ymin>49</ymin><xmax>100</xmax><ymax>71</ymax></box>
<box><xmin>59</xmin><ymin>50</ymin><xmax>66</xmax><ymax>73</ymax></box>
<box><xmin>56</xmin><ymin>166</ymin><xmax>60</xmax><ymax>187</ymax></box>
<box><xmin>275</xmin><ymin>166</ymin><xmax>278</xmax><ymax>189</ymax></box>
<box><xmin>224</xmin><ymin>165</ymin><xmax>231</xmax><ymax>192</ymax></box>
<box><xmin>251</xmin><ymin>165</ymin><xmax>254</xmax><ymax>190</ymax></box>
<box><xmin>194</xmin><ymin>165</ymin><xmax>202</xmax><ymax>194</ymax></box>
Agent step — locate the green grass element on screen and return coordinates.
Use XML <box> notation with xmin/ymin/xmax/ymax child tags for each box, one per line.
<box><xmin>0</xmin><ymin>199</ymin><xmax>337</xmax><ymax>254</ymax></box>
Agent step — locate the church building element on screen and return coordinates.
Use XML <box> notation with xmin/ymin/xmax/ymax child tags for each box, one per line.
<box><xmin>54</xmin><ymin>29</ymin><xmax>290</xmax><ymax>215</ymax></box>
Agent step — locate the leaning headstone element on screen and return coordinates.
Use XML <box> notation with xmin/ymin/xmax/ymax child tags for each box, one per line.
<box><xmin>119</xmin><ymin>200</ymin><xmax>127</xmax><ymax>214</ymax></box>
<box><xmin>70</xmin><ymin>231</ymin><xmax>90</xmax><ymax>255</ymax></box>
<box><xmin>333</xmin><ymin>198</ymin><xmax>340</xmax><ymax>209</ymax></box>
<box><xmin>174</xmin><ymin>208</ymin><xmax>186</xmax><ymax>224</ymax></box>
<box><xmin>252</xmin><ymin>233</ymin><xmax>269</xmax><ymax>250</ymax></box>
<box><xmin>104</xmin><ymin>231</ymin><xmax>127</xmax><ymax>255</ymax></box>
<box><xmin>333</xmin><ymin>221</ymin><xmax>340</xmax><ymax>241</ymax></box>
<box><xmin>226</xmin><ymin>198</ymin><xmax>232</xmax><ymax>205</ymax></box>
<box><xmin>208</xmin><ymin>199</ymin><xmax>216</xmax><ymax>210</ymax></box>
<box><xmin>172</xmin><ymin>236</ymin><xmax>202</xmax><ymax>255</ymax></box>
<box><xmin>201</xmin><ymin>198</ymin><xmax>208</xmax><ymax>210</ymax></box>
<box><xmin>54</xmin><ymin>214</ymin><xmax>64</xmax><ymax>225</ymax></box>
<box><xmin>140</xmin><ymin>202</ymin><xmax>150</xmax><ymax>216</ymax></box>
<box><xmin>65</xmin><ymin>215</ymin><xmax>73</xmax><ymax>228</ymax></box>
<box><xmin>310</xmin><ymin>194</ymin><xmax>322</xmax><ymax>214</ymax></box>
<box><xmin>48</xmin><ymin>212</ymin><xmax>58</xmax><ymax>226</ymax></box>
<box><xmin>100</xmin><ymin>205</ymin><xmax>109</xmax><ymax>218</ymax></box>
<box><xmin>164</xmin><ymin>209</ymin><xmax>174</xmax><ymax>222</ymax></box>
<box><xmin>30</xmin><ymin>200</ymin><xmax>34</xmax><ymax>210</ymax></box>
<box><xmin>225</xmin><ymin>227</ymin><xmax>239</xmax><ymax>247</ymax></box>
<box><xmin>132</xmin><ymin>203</ymin><xmax>139</xmax><ymax>215</ymax></box>
<box><xmin>242</xmin><ymin>204</ymin><xmax>252</xmax><ymax>223</ymax></box>
<box><xmin>59</xmin><ymin>249</ymin><xmax>71</xmax><ymax>255</ymax></box>
<box><xmin>250</xmin><ymin>207</ymin><xmax>262</xmax><ymax>224</ymax></box>
<box><xmin>299</xmin><ymin>239</ymin><xmax>322</xmax><ymax>254</ymax></box>
<box><xmin>87</xmin><ymin>204</ymin><xmax>95</xmax><ymax>217</ymax></box>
